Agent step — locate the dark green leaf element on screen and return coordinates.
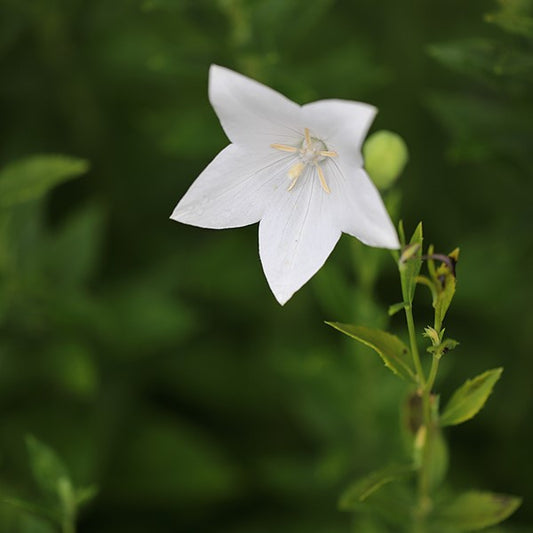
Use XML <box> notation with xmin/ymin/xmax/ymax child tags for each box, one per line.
<box><xmin>344</xmin><ymin>480</ymin><xmax>415</xmax><ymax>528</ymax></box>
<box><xmin>42</xmin><ymin>203</ymin><xmax>105</xmax><ymax>287</ymax></box>
<box><xmin>0</xmin><ymin>497</ymin><xmax>59</xmax><ymax>522</ymax></box>
<box><xmin>0</xmin><ymin>155</ymin><xmax>88</xmax><ymax>209</ymax></box>
<box><xmin>428</xmin><ymin>39</ymin><xmax>500</xmax><ymax>79</ymax></box>
<box><xmin>326</xmin><ymin>323</ymin><xmax>416</xmax><ymax>382</ymax></box>
<box><xmin>433</xmin><ymin>491</ymin><xmax>521</xmax><ymax>531</ymax></box>
<box><xmin>25</xmin><ymin>435</ymin><xmax>70</xmax><ymax>499</ymax></box>
<box><xmin>485</xmin><ymin>3</ymin><xmax>533</xmax><ymax>38</ymax></box>
<box><xmin>75</xmin><ymin>485</ymin><xmax>98</xmax><ymax>508</ymax></box>
<box><xmin>339</xmin><ymin>464</ymin><xmax>415</xmax><ymax>510</ymax></box>
<box><xmin>440</xmin><ymin>368</ymin><xmax>503</xmax><ymax>426</ymax></box>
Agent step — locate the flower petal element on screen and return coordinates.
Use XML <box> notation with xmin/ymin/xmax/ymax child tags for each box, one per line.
<box><xmin>302</xmin><ymin>99</ymin><xmax>377</xmax><ymax>158</ymax></box>
<box><xmin>259</xmin><ymin>172</ymin><xmax>341</xmax><ymax>305</ymax></box>
<box><xmin>209</xmin><ymin>65</ymin><xmax>303</xmax><ymax>150</ymax></box>
<box><xmin>171</xmin><ymin>144</ymin><xmax>293</xmax><ymax>229</ymax></box>
<box><xmin>324</xmin><ymin>154</ymin><xmax>400</xmax><ymax>248</ymax></box>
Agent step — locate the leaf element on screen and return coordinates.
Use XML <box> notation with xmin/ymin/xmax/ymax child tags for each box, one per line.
<box><xmin>75</xmin><ymin>485</ymin><xmax>98</xmax><ymax>508</ymax></box>
<box><xmin>339</xmin><ymin>464</ymin><xmax>415</xmax><ymax>510</ymax></box>
<box><xmin>434</xmin><ymin>491</ymin><xmax>522</xmax><ymax>531</ymax></box>
<box><xmin>326</xmin><ymin>323</ymin><xmax>416</xmax><ymax>382</ymax></box>
<box><xmin>359</xmin><ymin>482</ymin><xmax>415</xmax><ymax>528</ymax></box>
<box><xmin>428</xmin><ymin>338</ymin><xmax>459</xmax><ymax>358</ymax></box>
<box><xmin>428</xmin><ymin>39</ymin><xmax>500</xmax><ymax>79</ymax></box>
<box><xmin>42</xmin><ymin>203</ymin><xmax>105</xmax><ymax>287</ymax></box>
<box><xmin>388</xmin><ymin>301</ymin><xmax>408</xmax><ymax>316</ymax></box>
<box><xmin>0</xmin><ymin>497</ymin><xmax>59</xmax><ymax>522</ymax></box>
<box><xmin>399</xmin><ymin>223</ymin><xmax>423</xmax><ymax>305</ymax></box>
<box><xmin>485</xmin><ymin>1</ymin><xmax>533</xmax><ymax>39</ymax></box>
<box><xmin>440</xmin><ymin>368</ymin><xmax>503</xmax><ymax>427</ymax></box>
<box><xmin>426</xmin><ymin>92</ymin><xmax>533</xmax><ymax>163</ymax></box>
<box><xmin>0</xmin><ymin>155</ymin><xmax>88</xmax><ymax>209</ymax></box>
<box><xmin>25</xmin><ymin>435</ymin><xmax>70</xmax><ymax>499</ymax></box>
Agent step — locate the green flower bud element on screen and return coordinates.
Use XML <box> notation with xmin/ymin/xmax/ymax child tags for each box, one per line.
<box><xmin>363</xmin><ymin>130</ymin><xmax>409</xmax><ymax>190</ymax></box>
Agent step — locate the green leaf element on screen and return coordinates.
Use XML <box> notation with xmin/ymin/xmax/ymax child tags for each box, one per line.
<box><xmin>428</xmin><ymin>338</ymin><xmax>459</xmax><ymax>358</ymax></box>
<box><xmin>0</xmin><ymin>155</ymin><xmax>88</xmax><ymax>209</ymax></box>
<box><xmin>326</xmin><ymin>323</ymin><xmax>416</xmax><ymax>382</ymax></box>
<box><xmin>357</xmin><ymin>482</ymin><xmax>415</xmax><ymax>528</ymax></box>
<box><xmin>433</xmin><ymin>491</ymin><xmax>522</xmax><ymax>531</ymax></box>
<box><xmin>42</xmin><ymin>203</ymin><xmax>105</xmax><ymax>287</ymax></box>
<box><xmin>339</xmin><ymin>464</ymin><xmax>415</xmax><ymax>510</ymax></box>
<box><xmin>399</xmin><ymin>223</ymin><xmax>423</xmax><ymax>304</ymax></box>
<box><xmin>25</xmin><ymin>435</ymin><xmax>70</xmax><ymax>499</ymax></box>
<box><xmin>428</xmin><ymin>39</ymin><xmax>500</xmax><ymax>79</ymax></box>
<box><xmin>75</xmin><ymin>485</ymin><xmax>98</xmax><ymax>508</ymax></box>
<box><xmin>0</xmin><ymin>497</ymin><xmax>59</xmax><ymax>522</ymax></box>
<box><xmin>440</xmin><ymin>368</ymin><xmax>503</xmax><ymax>427</ymax></box>
<box><xmin>485</xmin><ymin>1</ymin><xmax>533</xmax><ymax>39</ymax></box>
<box><xmin>388</xmin><ymin>301</ymin><xmax>408</xmax><ymax>316</ymax></box>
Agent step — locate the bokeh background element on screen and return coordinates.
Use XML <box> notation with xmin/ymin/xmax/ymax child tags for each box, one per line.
<box><xmin>0</xmin><ymin>0</ymin><xmax>532</xmax><ymax>531</ymax></box>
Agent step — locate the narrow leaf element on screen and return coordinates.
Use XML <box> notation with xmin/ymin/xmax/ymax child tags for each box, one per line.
<box><xmin>440</xmin><ymin>368</ymin><xmax>503</xmax><ymax>427</ymax></box>
<box><xmin>339</xmin><ymin>464</ymin><xmax>415</xmax><ymax>510</ymax></box>
<box><xmin>399</xmin><ymin>223</ymin><xmax>423</xmax><ymax>304</ymax></box>
<box><xmin>26</xmin><ymin>435</ymin><xmax>70</xmax><ymax>498</ymax></box>
<box><xmin>434</xmin><ymin>490</ymin><xmax>521</xmax><ymax>531</ymax></box>
<box><xmin>0</xmin><ymin>155</ymin><xmax>88</xmax><ymax>208</ymax></box>
<box><xmin>0</xmin><ymin>497</ymin><xmax>59</xmax><ymax>522</ymax></box>
<box><xmin>326</xmin><ymin>323</ymin><xmax>416</xmax><ymax>382</ymax></box>
<box><xmin>42</xmin><ymin>203</ymin><xmax>105</xmax><ymax>287</ymax></box>
<box><xmin>76</xmin><ymin>485</ymin><xmax>98</xmax><ymax>508</ymax></box>
<box><xmin>388</xmin><ymin>301</ymin><xmax>408</xmax><ymax>316</ymax></box>
<box><xmin>485</xmin><ymin>10</ymin><xmax>533</xmax><ymax>38</ymax></box>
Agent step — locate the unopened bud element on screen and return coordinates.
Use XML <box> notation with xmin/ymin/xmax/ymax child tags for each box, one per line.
<box><xmin>363</xmin><ymin>130</ymin><xmax>409</xmax><ymax>190</ymax></box>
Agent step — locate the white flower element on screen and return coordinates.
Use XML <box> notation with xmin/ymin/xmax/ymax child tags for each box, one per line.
<box><xmin>171</xmin><ymin>65</ymin><xmax>399</xmax><ymax>305</ymax></box>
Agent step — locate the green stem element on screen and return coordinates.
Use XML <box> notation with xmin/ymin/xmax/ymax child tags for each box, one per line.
<box><xmin>62</xmin><ymin>517</ymin><xmax>75</xmax><ymax>533</ymax></box>
<box><xmin>404</xmin><ymin>305</ymin><xmax>425</xmax><ymax>388</ymax></box>
<box><xmin>418</xmin><ymin>387</ymin><xmax>433</xmax><ymax>507</ymax></box>
<box><xmin>405</xmin><ymin>308</ymin><xmax>431</xmax><ymax>531</ymax></box>
<box><xmin>403</xmin><ymin>301</ymin><xmax>437</xmax><ymax>532</ymax></box>
<box><xmin>425</xmin><ymin>355</ymin><xmax>440</xmax><ymax>395</ymax></box>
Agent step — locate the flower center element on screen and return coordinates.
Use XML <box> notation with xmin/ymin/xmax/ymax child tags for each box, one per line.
<box><xmin>271</xmin><ymin>128</ymin><xmax>337</xmax><ymax>193</ymax></box>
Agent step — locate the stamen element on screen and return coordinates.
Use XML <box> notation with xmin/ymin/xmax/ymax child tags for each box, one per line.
<box><xmin>271</xmin><ymin>143</ymin><xmax>298</xmax><ymax>153</ymax></box>
<box><xmin>304</xmin><ymin>128</ymin><xmax>311</xmax><ymax>146</ymax></box>
<box><xmin>288</xmin><ymin>161</ymin><xmax>305</xmax><ymax>191</ymax></box>
<box><xmin>272</xmin><ymin>128</ymin><xmax>336</xmax><ymax>193</ymax></box>
<box><xmin>315</xmin><ymin>164</ymin><xmax>330</xmax><ymax>193</ymax></box>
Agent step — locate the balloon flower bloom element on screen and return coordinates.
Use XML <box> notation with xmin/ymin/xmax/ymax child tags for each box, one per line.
<box><xmin>171</xmin><ymin>65</ymin><xmax>399</xmax><ymax>304</ymax></box>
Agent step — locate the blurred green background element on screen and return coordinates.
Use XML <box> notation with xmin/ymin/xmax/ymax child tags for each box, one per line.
<box><xmin>0</xmin><ymin>0</ymin><xmax>532</xmax><ymax>531</ymax></box>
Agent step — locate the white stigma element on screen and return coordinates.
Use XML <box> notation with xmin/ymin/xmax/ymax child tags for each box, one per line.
<box><xmin>271</xmin><ymin>128</ymin><xmax>337</xmax><ymax>193</ymax></box>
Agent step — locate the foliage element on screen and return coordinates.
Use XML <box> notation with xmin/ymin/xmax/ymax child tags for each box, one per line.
<box><xmin>0</xmin><ymin>0</ymin><xmax>531</xmax><ymax>532</ymax></box>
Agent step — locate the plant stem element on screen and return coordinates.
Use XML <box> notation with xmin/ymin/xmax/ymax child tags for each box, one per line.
<box><xmin>425</xmin><ymin>355</ymin><xmax>440</xmax><ymax>395</ymax></box>
<box><xmin>403</xmin><ymin>303</ymin><xmax>434</xmax><ymax>532</ymax></box>
<box><xmin>62</xmin><ymin>517</ymin><xmax>75</xmax><ymax>533</ymax></box>
<box><xmin>404</xmin><ymin>305</ymin><xmax>425</xmax><ymax>388</ymax></box>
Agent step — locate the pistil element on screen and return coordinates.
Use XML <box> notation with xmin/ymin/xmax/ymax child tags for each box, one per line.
<box><xmin>271</xmin><ymin>128</ymin><xmax>337</xmax><ymax>193</ymax></box>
